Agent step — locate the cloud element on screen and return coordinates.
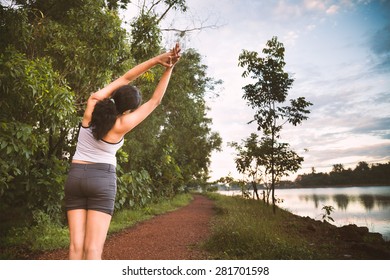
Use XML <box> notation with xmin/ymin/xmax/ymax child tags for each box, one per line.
<box><xmin>274</xmin><ymin>0</ymin><xmax>302</xmax><ymax>20</ymax></box>
<box><xmin>303</xmin><ymin>141</ymin><xmax>390</xmax><ymax>166</ymax></box>
<box><xmin>306</xmin><ymin>24</ymin><xmax>317</xmax><ymax>31</ymax></box>
<box><xmin>350</xmin><ymin>117</ymin><xmax>390</xmax><ymax>139</ymax></box>
<box><xmin>326</xmin><ymin>4</ymin><xmax>340</xmax><ymax>14</ymax></box>
<box><xmin>283</xmin><ymin>31</ymin><xmax>300</xmax><ymax>46</ymax></box>
<box><xmin>304</xmin><ymin>0</ymin><xmax>341</xmax><ymax>15</ymax></box>
<box><xmin>369</xmin><ymin>24</ymin><xmax>390</xmax><ymax>72</ymax></box>
<box><xmin>304</xmin><ymin>0</ymin><xmax>327</xmax><ymax>11</ymax></box>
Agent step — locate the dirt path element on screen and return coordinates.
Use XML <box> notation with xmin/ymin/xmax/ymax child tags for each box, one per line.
<box><xmin>36</xmin><ymin>194</ymin><xmax>215</xmax><ymax>260</ymax></box>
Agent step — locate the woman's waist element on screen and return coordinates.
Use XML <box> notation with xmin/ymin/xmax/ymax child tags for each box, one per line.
<box><xmin>70</xmin><ymin>160</ymin><xmax>116</xmax><ymax>172</ymax></box>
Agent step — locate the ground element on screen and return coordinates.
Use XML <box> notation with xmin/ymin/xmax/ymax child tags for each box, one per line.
<box><xmin>34</xmin><ymin>194</ymin><xmax>390</xmax><ymax>260</ymax></box>
<box><xmin>36</xmin><ymin>194</ymin><xmax>214</xmax><ymax>260</ymax></box>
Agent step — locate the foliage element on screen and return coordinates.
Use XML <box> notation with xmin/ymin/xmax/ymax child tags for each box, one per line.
<box><xmin>105</xmin><ymin>0</ymin><xmax>132</xmax><ymax>10</ymax></box>
<box><xmin>159</xmin><ymin>49</ymin><xmax>223</xmax><ymax>183</ymax></box>
<box><xmin>321</xmin><ymin>205</ymin><xmax>335</xmax><ymax>222</ymax></box>
<box><xmin>237</xmin><ymin>36</ymin><xmax>312</xmax><ymax>210</ymax></box>
<box><xmin>3</xmin><ymin>210</ymin><xmax>69</xmax><ymax>251</ymax></box>
<box><xmin>230</xmin><ymin>133</ymin><xmax>303</xmax><ymax>202</ymax></box>
<box><xmin>130</xmin><ymin>13</ymin><xmax>162</xmax><ymax>62</ymax></box>
<box><xmin>117</xmin><ymin>167</ymin><xmax>153</xmax><ymax>209</ymax></box>
<box><xmin>296</xmin><ymin>161</ymin><xmax>390</xmax><ymax>187</ymax></box>
<box><xmin>229</xmin><ymin>134</ymin><xmax>264</xmax><ymax>200</ymax></box>
<box><xmin>0</xmin><ymin>48</ymin><xmax>76</xmax><ymax>221</ymax></box>
<box><xmin>0</xmin><ymin>0</ymin><xmax>128</xmax><ymax>223</ymax></box>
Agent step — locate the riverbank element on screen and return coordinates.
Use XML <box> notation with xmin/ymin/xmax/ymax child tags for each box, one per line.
<box><xmin>203</xmin><ymin>193</ymin><xmax>390</xmax><ymax>259</ymax></box>
<box><xmin>218</xmin><ymin>184</ymin><xmax>390</xmax><ymax>190</ymax></box>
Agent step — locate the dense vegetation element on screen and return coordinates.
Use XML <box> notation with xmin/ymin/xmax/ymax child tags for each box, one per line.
<box><xmin>295</xmin><ymin>161</ymin><xmax>390</xmax><ymax>187</ymax></box>
<box><xmin>0</xmin><ymin>0</ymin><xmax>221</xmax><ymax>235</ymax></box>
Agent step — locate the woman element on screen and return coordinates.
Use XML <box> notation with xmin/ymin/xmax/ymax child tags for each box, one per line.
<box><xmin>64</xmin><ymin>44</ymin><xmax>181</xmax><ymax>260</ymax></box>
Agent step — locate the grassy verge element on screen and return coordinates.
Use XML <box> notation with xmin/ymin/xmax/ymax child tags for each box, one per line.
<box><xmin>203</xmin><ymin>193</ymin><xmax>390</xmax><ymax>259</ymax></box>
<box><xmin>0</xmin><ymin>193</ymin><xmax>193</xmax><ymax>259</ymax></box>
<box><xmin>202</xmin><ymin>193</ymin><xmax>340</xmax><ymax>259</ymax></box>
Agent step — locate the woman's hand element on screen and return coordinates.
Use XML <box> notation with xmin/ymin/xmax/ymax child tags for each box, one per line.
<box><xmin>157</xmin><ymin>43</ymin><xmax>181</xmax><ymax>68</ymax></box>
<box><xmin>171</xmin><ymin>43</ymin><xmax>181</xmax><ymax>66</ymax></box>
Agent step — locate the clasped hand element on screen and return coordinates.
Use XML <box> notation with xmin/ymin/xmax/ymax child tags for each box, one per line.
<box><xmin>158</xmin><ymin>43</ymin><xmax>181</xmax><ymax>68</ymax></box>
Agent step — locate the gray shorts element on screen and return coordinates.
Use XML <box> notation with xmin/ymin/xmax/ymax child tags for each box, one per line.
<box><xmin>64</xmin><ymin>163</ymin><xmax>117</xmax><ymax>215</ymax></box>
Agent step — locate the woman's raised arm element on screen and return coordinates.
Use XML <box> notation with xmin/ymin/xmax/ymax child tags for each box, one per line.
<box><xmin>81</xmin><ymin>45</ymin><xmax>179</xmax><ymax>127</ymax></box>
<box><xmin>91</xmin><ymin>50</ymin><xmax>176</xmax><ymax>101</ymax></box>
<box><xmin>116</xmin><ymin>44</ymin><xmax>181</xmax><ymax>134</ymax></box>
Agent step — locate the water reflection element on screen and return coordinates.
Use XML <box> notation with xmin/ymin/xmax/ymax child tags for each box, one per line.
<box><xmin>359</xmin><ymin>194</ymin><xmax>374</xmax><ymax>211</ymax></box>
<box><xmin>279</xmin><ymin>186</ymin><xmax>390</xmax><ymax>240</ymax></box>
<box><xmin>372</xmin><ymin>195</ymin><xmax>390</xmax><ymax>209</ymax></box>
<box><xmin>299</xmin><ymin>194</ymin><xmax>329</xmax><ymax>208</ymax></box>
<box><xmin>298</xmin><ymin>192</ymin><xmax>390</xmax><ymax>212</ymax></box>
<box><xmin>333</xmin><ymin>194</ymin><xmax>349</xmax><ymax>210</ymax></box>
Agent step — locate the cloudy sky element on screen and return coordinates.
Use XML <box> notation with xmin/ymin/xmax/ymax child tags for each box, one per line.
<box><xmin>125</xmin><ymin>0</ymin><xmax>390</xmax><ymax>181</ymax></box>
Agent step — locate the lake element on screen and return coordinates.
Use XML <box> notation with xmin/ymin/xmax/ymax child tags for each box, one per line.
<box><xmin>219</xmin><ymin>186</ymin><xmax>390</xmax><ymax>241</ymax></box>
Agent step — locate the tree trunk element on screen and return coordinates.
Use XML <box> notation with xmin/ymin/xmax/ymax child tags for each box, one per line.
<box><xmin>252</xmin><ymin>182</ymin><xmax>260</xmax><ymax>200</ymax></box>
<box><xmin>271</xmin><ymin>137</ymin><xmax>276</xmax><ymax>213</ymax></box>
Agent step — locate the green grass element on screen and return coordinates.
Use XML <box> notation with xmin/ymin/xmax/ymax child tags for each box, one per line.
<box><xmin>202</xmin><ymin>193</ymin><xmax>316</xmax><ymax>260</ymax></box>
<box><xmin>0</xmin><ymin>193</ymin><xmax>193</xmax><ymax>259</ymax></box>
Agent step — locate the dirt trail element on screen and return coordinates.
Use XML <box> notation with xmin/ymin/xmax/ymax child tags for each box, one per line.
<box><xmin>36</xmin><ymin>194</ymin><xmax>215</xmax><ymax>260</ymax></box>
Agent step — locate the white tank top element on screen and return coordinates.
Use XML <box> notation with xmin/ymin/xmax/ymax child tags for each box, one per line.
<box><xmin>72</xmin><ymin>126</ymin><xmax>124</xmax><ymax>167</ymax></box>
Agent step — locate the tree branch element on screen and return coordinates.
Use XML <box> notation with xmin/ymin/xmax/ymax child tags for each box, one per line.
<box><xmin>147</xmin><ymin>0</ymin><xmax>162</xmax><ymax>14</ymax></box>
<box><xmin>156</xmin><ymin>3</ymin><xmax>175</xmax><ymax>24</ymax></box>
<box><xmin>161</xmin><ymin>24</ymin><xmax>219</xmax><ymax>34</ymax></box>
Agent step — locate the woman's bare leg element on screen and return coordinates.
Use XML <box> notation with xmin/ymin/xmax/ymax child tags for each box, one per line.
<box><xmin>83</xmin><ymin>210</ymin><xmax>112</xmax><ymax>260</ymax></box>
<box><xmin>67</xmin><ymin>209</ymin><xmax>87</xmax><ymax>260</ymax></box>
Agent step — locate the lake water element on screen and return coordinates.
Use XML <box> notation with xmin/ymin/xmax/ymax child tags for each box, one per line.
<box><xmin>219</xmin><ymin>186</ymin><xmax>390</xmax><ymax>241</ymax></box>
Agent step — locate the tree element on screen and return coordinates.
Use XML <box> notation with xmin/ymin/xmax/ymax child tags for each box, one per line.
<box><xmin>0</xmin><ymin>0</ymin><xmax>130</xmax><ymax>220</ymax></box>
<box><xmin>159</xmin><ymin>49</ymin><xmax>222</xmax><ymax>184</ymax></box>
<box><xmin>230</xmin><ymin>133</ymin><xmax>303</xmax><ymax>204</ymax></box>
<box><xmin>296</xmin><ymin>161</ymin><xmax>390</xmax><ymax>186</ymax></box>
<box><xmin>238</xmin><ymin>36</ymin><xmax>312</xmax><ymax>212</ymax></box>
<box><xmin>124</xmin><ymin>2</ymin><xmax>222</xmax><ymax>198</ymax></box>
<box><xmin>332</xmin><ymin>164</ymin><xmax>345</xmax><ymax>173</ymax></box>
<box><xmin>0</xmin><ymin>48</ymin><xmax>77</xmax><ymax>219</ymax></box>
<box><xmin>229</xmin><ymin>134</ymin><xmax>263</xmax><ymax>201</ymax></box>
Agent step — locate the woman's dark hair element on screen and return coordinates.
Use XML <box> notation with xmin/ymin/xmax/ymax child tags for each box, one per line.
<box><xmin>90</xmin><ymin>85</ymin><xmax>142</xmax><ymax>140</ymax></box>
<box><xmin>112</xmin><ymin>85</ymin><xmax>142</xmax><ymax>113</ymax></box>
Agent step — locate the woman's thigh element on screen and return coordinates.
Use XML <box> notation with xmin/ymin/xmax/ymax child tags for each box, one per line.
<box><xmin>67</xmin><ymin>209</ymin><xmax>87</xmax><ymax>248</ymax></box>
<box><xmin>84</xmin><ymin>210</ymin><xmax>112</xmax><ymax>253</ymax></box>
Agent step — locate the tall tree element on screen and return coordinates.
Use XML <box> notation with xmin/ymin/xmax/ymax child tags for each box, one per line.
<box><xmin>238</xmin><ymin>36</ymin><xmax>312</xmax><ymax>212</ymax></box>
<box><xmin>126</xmin><ymin>0</ymin><xmax>222</xmax><ymax>198</ymax></box>
<box><xmin>159</xmin><ymin>49</ymin><xmax>222</xmax><ymax>184</ymax></box>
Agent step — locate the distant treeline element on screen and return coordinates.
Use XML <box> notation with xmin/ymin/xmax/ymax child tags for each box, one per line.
<box><xmin>295</xmin><ymin>161</ymin><xmax>390</xmax><ymax>187</ymax></box>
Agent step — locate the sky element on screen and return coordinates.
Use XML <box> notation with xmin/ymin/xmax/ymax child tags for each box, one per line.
<box><xmin>124</xmin><ymin>0</ymin><xmax>390</xmax><ymax>181</ymax></box>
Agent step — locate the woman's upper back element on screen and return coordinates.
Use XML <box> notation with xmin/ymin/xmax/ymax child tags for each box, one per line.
<box><xmin>73</xmin><ymin>125</ymin><xmax>124</xmax><ymax>166</ymax></box>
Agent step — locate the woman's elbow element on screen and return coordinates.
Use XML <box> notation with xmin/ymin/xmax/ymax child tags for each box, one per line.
<box><xmin>151</xmin><ymin>97</ymin><xmax>162</xmax><ymax>107</ymax></box>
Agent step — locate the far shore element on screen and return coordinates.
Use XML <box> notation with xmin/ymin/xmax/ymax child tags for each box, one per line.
<box><xmin>216</xmin><ymin>184</ymin><xmax>390</xmax><ymax>191</ymax></box>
